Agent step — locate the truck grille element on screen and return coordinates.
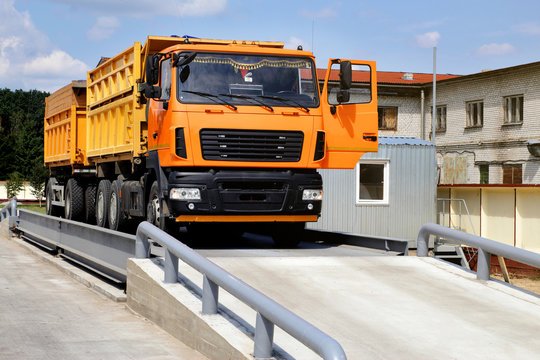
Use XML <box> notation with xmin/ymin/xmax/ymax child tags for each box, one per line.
<box><xmin>200</xmin><ymin>129</ymin><xmax>303</xmax><ymax>162</ymax></box>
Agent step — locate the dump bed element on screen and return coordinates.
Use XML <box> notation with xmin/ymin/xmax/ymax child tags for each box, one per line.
<box><xmin>44</xmin><ymin>81</ymin><xmax>87</xmax><ymax>167</ymax></box>
<box><xmin>86</xmin><ymin>42</ymin><xmax>147</xmax><ymax>162</ymax></box>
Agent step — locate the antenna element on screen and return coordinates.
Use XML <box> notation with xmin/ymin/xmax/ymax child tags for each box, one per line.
<box><xmin>311</xmin><ymin>18</ymin><xmax>315</xmax><ymax>53</ymax></box>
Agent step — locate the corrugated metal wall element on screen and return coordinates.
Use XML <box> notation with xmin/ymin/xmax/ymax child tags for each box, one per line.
<box><xmin>308</xmin><ymin>140</ymin><xmax>437</xmax><ymax>246</ymax></box>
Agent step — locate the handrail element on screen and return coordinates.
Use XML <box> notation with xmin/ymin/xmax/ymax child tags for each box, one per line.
<box><xmin>417</xmin><ymin>223</ymin><xmax>540</xmax><ymax>280</ymax></box>
<box><xmin>135</xmin><ymin>221</ymin><xmax>347</xmax><ymax>360</ymax></box>
<box><xmin>0</xmin><ymin>198</ymin><xmax>18</xmax><ymax>234</ymax></box>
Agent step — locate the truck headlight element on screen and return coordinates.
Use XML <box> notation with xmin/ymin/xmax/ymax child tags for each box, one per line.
<box><xmin>302</xmin><ymin>189</ymin><xmax>323</xmax><ymax>201</ymax></box>
<box><xmin>170</xmin><ymin>188</ymin><xmax>201</xmax><ymax>201</ymax></box>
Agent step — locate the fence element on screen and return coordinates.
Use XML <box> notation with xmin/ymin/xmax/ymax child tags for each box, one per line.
<box><xmin>135</xmin><ymin>221</ymin><xmax>347</xmax><ymax>360</ymax></box>
<box><xmin>417</xmin><ymin>223</ymin><xmax>540</xmax><ymax>280</ymax></box>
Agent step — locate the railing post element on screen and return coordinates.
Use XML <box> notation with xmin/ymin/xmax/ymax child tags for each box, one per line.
<box><xmin>8</xmin><ymin>198</ymin><xmax>18</xmax><ymax>236</ymax></box>
<box><xmin>164</xmin><ymin>248</ymin><xmax>179</xmax><ymax>283</ymax></box>
<box><xmin>417</xmin><ymin>227</ymin><xmax>429</xmax><ymax>257</ymax></box>
<box><xmin>135</xmin><ymin>232</ymin><xmax>150</xmax><ymax>258</ymax></box>
<box><xmin>477</xmin><ymin>248</ymin><xmax>491</xmax><ymax>280</ymax></box>
<box><xmin>202</xmin><ymin>275</ymin><xmax>219</xmax><ymax>314</ymax></box>
<box><xmin>254</xmin><ymin>312</ymin><xmax>274</xmax><ymax>359</ymax></box>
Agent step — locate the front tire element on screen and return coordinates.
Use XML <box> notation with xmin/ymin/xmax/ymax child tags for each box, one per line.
<box><xmin>272</xmin><ymin>222</ymin><xmax>305</xmax><ymax>248</ymax></box>
<box><xmin>146</xmin><ymin>181</ymin><xmax>161</xmax><ymax>228</ymax></box>
<box><xmin>96</xmin><ymin>180</ymin><xmax>111</xmax><ymax>228</ymax></box>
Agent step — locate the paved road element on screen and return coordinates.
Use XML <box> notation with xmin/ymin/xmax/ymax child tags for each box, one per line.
<box><xmin>0</xmin><ymin>222</ymin><xmax>207</xmax><ymax>360</ymax></box>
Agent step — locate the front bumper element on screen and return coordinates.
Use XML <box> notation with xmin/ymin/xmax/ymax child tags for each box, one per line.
<box><xmin>166</xmin><ymin>169</ymin><xmax>322</xmax><ymax>220</ymax></box>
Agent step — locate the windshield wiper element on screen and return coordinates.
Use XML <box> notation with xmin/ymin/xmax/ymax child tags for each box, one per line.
<box><xmin>181</xmin><ymin>90</ymin><xmax>237</xmax><ymax>110</ymax></box>
<box><xmin>219</xmin><ymin>93</ymin><xmax>274</xmax><ymax>112</ymax></box>
<box><xmin>258</xmin><ymin>95</ymin><xmax>310</xmax><ymax>113</ymax></box>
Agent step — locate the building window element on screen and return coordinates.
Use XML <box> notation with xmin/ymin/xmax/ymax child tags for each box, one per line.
<box><xmin>502</xmin><ymin>164</ymin><xmax>522</xmax><ymax>184</ymax></box>
<box><xmin>503</xmin><ymin>95</ymin><xmax>523</xmax><ymax>124</ymax></box>
<box><xmin>356</xmin><ymin>160</ymin><xmax>389</xmax><ymax>205</ymax></box>
<box><xmin>432</xmin><ymin>105</ymin><xmax>447</xmax><ymax>132</ymax></box>
<box><xmin>479</xmin><ymin>164</ymin><xmax>489</xmax><ymax>184</ymax></box>
<box><xmin>466</xmin><ymin>100</ymin><xmax>483</xmax><ymax>127</ymax></box>
<box><xmin>378</xmin><ymin>107</ymin><xmax>397</xmax><ymax>130</ymax></box>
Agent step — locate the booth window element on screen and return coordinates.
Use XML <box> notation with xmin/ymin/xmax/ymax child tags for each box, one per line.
<box><xmin>356</xmin><ymin>160</ymin><xmax>389</xmax><ymax>205</ymax></box>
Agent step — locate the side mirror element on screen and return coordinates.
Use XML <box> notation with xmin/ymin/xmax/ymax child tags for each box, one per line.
<box><xmin>339</xmin><ymin>61</ymin><xmax>352</xmax><ymax>90</ymax></box>
<box><xmin>145</xmin><ymin>55</ymin><xmax>160</xmax><ymax>85</ymax></box>
<box><xmin>174</xmin><ymin>52</ymin><xmax>197</xmax><ymax>67</ymax></box>
<box><xmin>139</xmin><ymin>83</ymin><xmax>162</xmax><ymax>99</ymax></box>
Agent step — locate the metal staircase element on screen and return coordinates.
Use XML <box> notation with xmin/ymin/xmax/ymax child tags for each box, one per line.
<box><xmin>435</xmin><ymin>198</ymin><xmax>478</xmax><ymax>269</ymax></box>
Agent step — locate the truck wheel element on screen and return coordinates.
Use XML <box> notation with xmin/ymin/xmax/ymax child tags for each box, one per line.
<box><xmin>46</xmin><ymin>178</ymin><xmax>61</xmax><ymax>216</ymax></box>
<box><xmin>96</xmin><ymin>180</ymin><xmax>111</xmax><ymax>228</ymax></box>
<box><xmin>146</xmin><ymin>181</ymin><xmax>161</xmax><ymax>228</ymax></box>
<box><xmin>109</xmin><ymin>180</ymin><xmax>127</xmax><ymax>231</ymax></box>
<box><xmin>84</xmin><ymin>184</ymin><xmax>97</xmax><ymax>224</ymax></box>
<box><xmin>65</xmin><ymin>178</ymin><xmax>84</xmax><ymax>220</ymax></box>
<box><xmin>272</xmin><ymin>222</ymin><xmax>305</xmax><ymax>248</ymax></box>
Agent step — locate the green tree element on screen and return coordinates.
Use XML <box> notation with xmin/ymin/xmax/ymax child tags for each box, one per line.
<box><xmin>5</xmin><ymin>172</ymin><xmax>24</xmax><ymax>199</ymax></box>
<box><xmin>29</xmin><ymin>161</ymin><xmax>47</xmax><ymax>206</ymax></box>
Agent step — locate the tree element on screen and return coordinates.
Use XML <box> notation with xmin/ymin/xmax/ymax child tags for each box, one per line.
<box><xmin>29</xmin><ymin>161</ymin><xmax>47</xmax><ymax>206</ymax></box>
<box><xmin>5</xmin><ymin>172</ymin><xmax>24</xmax><ymax>199</ymax></box>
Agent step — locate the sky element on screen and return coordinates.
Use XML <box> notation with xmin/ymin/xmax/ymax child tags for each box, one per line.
<box><xmin>2</xmin><ymin>0</ymin><xmax>540</xmax><ymax>92</ymax></box>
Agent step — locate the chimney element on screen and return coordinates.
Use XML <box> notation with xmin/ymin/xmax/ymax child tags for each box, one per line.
<box><xmin>402</xmin><ymin>72</ymin><xmax>414</xmax><ymax>81</ymax></box>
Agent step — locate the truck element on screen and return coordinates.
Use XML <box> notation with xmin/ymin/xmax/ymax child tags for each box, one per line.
<box><xmin>44</xmin><ymin>35</ymin><xmax>378</xmax><ymax>246</ymax></box>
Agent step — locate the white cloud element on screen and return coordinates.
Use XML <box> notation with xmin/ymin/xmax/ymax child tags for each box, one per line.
<box><xmin>285</xmin><ymin>36</ymin><xmax>308</xmax><ymax>51</ymax></box>
<box><xmin>514</xmin><ymin>22</ymin><xmax>540</xmax><ymax>36</ymax></box>
<box><xmin>416</xmin><ymin>31</ymin><xmax>440</xmax><ymax>48</ymax></box>
<box><xmin>0</xmin><ymin>0</ymin><xmax>89</xmax><ymax>90</ymax></box>
<box><xmin>87</xmin><ymin>16</ymin><xmax>120</xmax><ymax>41</ymax></box>
<box><xmin>50</xmin><ymin>0</ymin><xmax>227</xmax><ymax>17</ymax></box>
<box><xmin>476</xmin><ymin>43</ymin><xmax>515</xmax><ymax>56</ymax></box>
<box><xmin>23</xmin><ymin>51</ymin><xmax>88</xmax><ymax>78</ymax></box>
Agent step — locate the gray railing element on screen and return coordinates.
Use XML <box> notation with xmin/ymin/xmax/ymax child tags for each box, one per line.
<box><xmin>0</xmin><ymin>198</ymin><xmax>18</xmax><ymax>234</ymax></box>
<box><xmin>135</xmin><ymin>221</ymin><xmax>347</xmax><ymax>360</ymax></box>
<box><xmin>417</xmin><ymin>223</ymin><xmax>540</xmax><ymax>280</ymax></box>
<box><xmin>16</xmin><ymin>209</ymin><xmax>135</xmax><ymax>282</ymax></box>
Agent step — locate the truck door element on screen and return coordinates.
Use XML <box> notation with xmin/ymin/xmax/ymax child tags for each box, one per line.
<box><xmin>147</xmin><ymin>58</ymin><xmax>172</xmax><ymax>154</ymax></box>
<box><xmin>320</xmin><ymin>59</ymin><xmax>378</xmax><ymax>169</ymax></box>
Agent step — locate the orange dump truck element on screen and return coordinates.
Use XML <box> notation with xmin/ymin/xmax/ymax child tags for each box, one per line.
<box><xmin>44</xmin><ymin>36</ymin><xmax>378</xmax><ymax>246</ymax></box>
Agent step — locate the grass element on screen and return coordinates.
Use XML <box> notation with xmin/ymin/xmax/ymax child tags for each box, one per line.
<box><xmin>18</xmin><ymin>204</ymin><xmax>46</xmax><ymax>214</ymax></box>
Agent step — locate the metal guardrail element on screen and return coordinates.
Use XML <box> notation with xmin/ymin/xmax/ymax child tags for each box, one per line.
<box><xmin>135</xmin><ymin>221</ymin><xmax>347</xmax><ymax>360</ymax></box>
<box><xmin>417</xmin><ymin>223</ymin><xmax>540</xmax><ymax>280</ymax></box>
<box><xmin>0</xmin><ymin>199</ymin><xmax>18</xmax><ymax>233</ymax></box>
<box><xmin>16</xmin><ymin>209</ymin><xmax>135</xmax><ymax>282</ymax></box>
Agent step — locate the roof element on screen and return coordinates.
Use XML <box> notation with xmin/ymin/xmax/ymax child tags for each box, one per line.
<box><xmin>379</xmin><ymin>136</ymin><xmax>435</xmax><ymax>146</ymax></box>
<box><xmin>316</xmin><ymin>69</ymin><xmax>460</xmax><ymax>85</ymax></box>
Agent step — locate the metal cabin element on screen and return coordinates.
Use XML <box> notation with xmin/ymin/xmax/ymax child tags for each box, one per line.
<box><xmin>308</xmin><ymin>136</ymin><xmax>437</xmax><ymax>247</ymax></box>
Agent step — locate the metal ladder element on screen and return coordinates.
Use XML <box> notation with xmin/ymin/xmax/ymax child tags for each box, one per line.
<box><xmin>436</xmin><ymin>198</ymin><xmax>478</xmax><ymax>269</ymax></box>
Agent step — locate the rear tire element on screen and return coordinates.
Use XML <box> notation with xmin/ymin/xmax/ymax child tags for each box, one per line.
<box><xmin>109</xmin><ymin>180</ymin><xmax>127</xmax><ymax>231</ymax></box>
<box><xmin>96</xmin><ymin>180</ymin><xmax>111</xmax><ymax>228</ymax></box>
<box><xmin>65</xmin><ymin>178</ymin><xmax>84</xmax><ymax>220</ymax></box>
<box><xmin>84</xmin><ymin>184</ymin><xmax>97</xmax><ymax>224</ymax></box>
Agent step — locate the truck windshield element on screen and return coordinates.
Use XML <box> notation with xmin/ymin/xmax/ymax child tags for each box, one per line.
<box><xmin>177</xmin><ymin>53</ymin><xmax>319</xmax><ymax>109</ymax></box>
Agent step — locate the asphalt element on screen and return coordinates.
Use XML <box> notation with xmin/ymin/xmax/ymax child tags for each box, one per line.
<box><xmin>0</xmin><ymin>220</ymin><xmax>207</xmax><ymax>360</ymax></box>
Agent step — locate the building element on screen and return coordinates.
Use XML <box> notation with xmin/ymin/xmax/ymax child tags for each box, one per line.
<box><xmin>307</xmin><ymin>137</ymin><xmax>437</xmax><ymax>247</ymax></box>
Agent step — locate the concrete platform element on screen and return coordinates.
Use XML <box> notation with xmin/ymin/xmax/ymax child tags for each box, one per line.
<box><xmin>0</xmin><ymin>220</ymin><xmax>207</xmax><ymax>360</ymax></box>
<box><xmin>174</xmin><ymin>254</ymin><xmax>540</xmax><ymax>359</ymax></box>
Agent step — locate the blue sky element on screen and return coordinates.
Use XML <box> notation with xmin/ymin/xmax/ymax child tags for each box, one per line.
<box><xmin>2</xmin><ymin>0</ymin><xmax>540</xmax><ymax>91</ymax></box>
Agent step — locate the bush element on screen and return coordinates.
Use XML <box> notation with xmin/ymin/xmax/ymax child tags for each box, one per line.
<box><xmin>29</xmin><ymin>162</ymin><xmax>47</xmax><ymax>206</ymax></box>
<box><xmin>5</xmin><ymin>172</ymin><xmax>24</xmax><ymax>199</ymax></box>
